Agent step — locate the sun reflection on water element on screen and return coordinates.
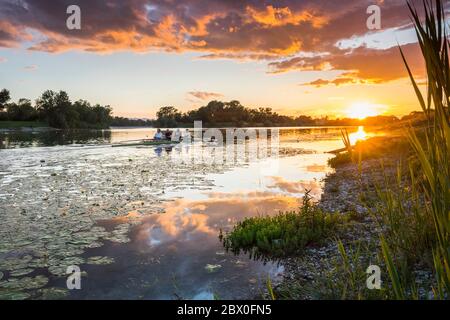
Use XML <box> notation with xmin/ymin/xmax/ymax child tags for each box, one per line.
<box><xmin>349</xmin><ymin>126</ymin><xmax>368</xmax><ymax>145</ymax></box>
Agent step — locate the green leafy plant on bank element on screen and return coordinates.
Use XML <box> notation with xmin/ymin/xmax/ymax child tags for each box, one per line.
<box><xmin>219</xmin><ymin>191</ymin><xmax>344</xmax><ymax>262</ymax></box>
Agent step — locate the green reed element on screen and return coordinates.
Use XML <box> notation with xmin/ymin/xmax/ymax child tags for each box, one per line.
<box><xmin>372</xmin><ymin>0</ymin><xmax>450</xmax><ymax>299</ymax></box>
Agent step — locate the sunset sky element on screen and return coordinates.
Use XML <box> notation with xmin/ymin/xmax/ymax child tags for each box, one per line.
<box><xmin>0</xmin><ymin>0</ymin><xmax>448</xmax><ymax>119</ymax></box>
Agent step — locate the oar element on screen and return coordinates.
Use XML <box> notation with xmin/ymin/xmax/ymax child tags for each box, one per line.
<box><xmin>113</xmin><ymin>138</ymin><xmax>152</xmax><ymax>145</ymax></box>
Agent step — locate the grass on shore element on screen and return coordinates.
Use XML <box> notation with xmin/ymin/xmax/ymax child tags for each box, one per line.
<box><xmin>0</xmin><ymin>121</ymin><xmax>48</xmax><ymax>129</ymax></box>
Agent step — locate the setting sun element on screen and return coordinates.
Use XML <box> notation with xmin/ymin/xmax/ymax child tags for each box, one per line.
<box><xmin>346</xmin><ymin>102</ymin><xmax>383</xmax><ymax>120</ymax></box>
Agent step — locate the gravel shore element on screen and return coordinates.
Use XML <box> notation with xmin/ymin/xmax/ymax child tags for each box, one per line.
<box><xmin>276</xmin><ymin>156</ymin><xmax>434</xmax><ymax>299</ymax></box>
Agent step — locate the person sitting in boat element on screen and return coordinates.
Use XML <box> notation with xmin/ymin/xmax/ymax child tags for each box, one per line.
<box><xmin>164</xmin><ymin>129</ymin><xmax>172</xmax><ymax>140</ymax></box>
<box><xmin>172</xmin><ymin>128</ymin><xmax>182</xmax><ymax>142</ymax></box>
<box><xmin>154</xmin><ymin>129</ymin><xmax>163</xmax><ymax>140</ymax></box>
<box><xmin>182</xmin><ymin>129</ymin><xmax>191</xmax><ymax>143</ymax></box>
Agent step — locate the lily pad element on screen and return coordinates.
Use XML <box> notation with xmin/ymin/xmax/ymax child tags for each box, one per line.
<box><xmin>0</xmin><ymin>275</ymin><xmax>48</xmax><ymax>290</ymax></box>
<box><xmin>38</xmin><ymin>287</ymin><xmax>69</xmax><ymax>300</ymax></box>
<box><xmin>0</xmin><ymin>255</ymin><xmax>33</xmax><ymax>271</ymax></box>
<box><xmin>0</xmin><ymin>290</ymin><xmax>31</xmax><ymax>300</ymax></box>
<box><xmin>86</xmin><ymin>256</ymin><xmax>115</xmax><ymax>265</ymax></box>
<box><xmin>10</xmin><ymin>268</ymin><xmax>34</xmax><ymax>277</ymax></box>
<box><xmin>205</xmin><ymin>264</ymin><xmax>222</xmax><ymax>273</ymax></box>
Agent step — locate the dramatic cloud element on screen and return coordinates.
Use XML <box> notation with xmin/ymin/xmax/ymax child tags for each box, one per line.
<box><xmin>0</xmin><ymin>0</ymin><xmax>442</xmax><ymax>83</ymax></box>
<box><xmin>188</xmin><ymin>91</ymin><xmax>223</xmax><ymax>100</ymax></box>
<box><xmin>283</xmin><ymin>42</ymin><xmax>426</xmax><ymax>85</ymax></box>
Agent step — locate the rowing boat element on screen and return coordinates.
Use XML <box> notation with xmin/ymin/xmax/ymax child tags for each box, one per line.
<box><xmin>111</xmin><ymin>139</ymin><xmax>181</xmax><ymax>148</ymax></box>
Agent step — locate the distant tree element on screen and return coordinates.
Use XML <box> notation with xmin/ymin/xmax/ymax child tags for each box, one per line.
<box><xmin>156</xmin><ymin>106</ymin><xmax>182</xmax><ymax>127</ymax></box>
<box><xmin>34</xmin><ymin>90</ymin><xmax>111</xmax><ymax>129</ymax></box>
<box><xmin>73</xmin><ymin>100</ymin><xmax>95</xmax><ymax>124</ymax></box>
<box><xmin>7</xmin><ymin>99</ymin><xmax>37</xmax><ymax>121</ymax></box>
<box><xmin>295</xmin><ymin>115</ymin><xmax>315</xmax><ymax>126</ymax></box>
<box><xmin>0</xmin><ymin>89</ymin><xmax>11</xmax><ymax>111</ymax></box>
<box><xmin>92</xmin><ymin>104</ymin><xmax>112</xmax><ymax>126</ymax></box>
<box><xmin>36</xmin><ymin>90</ymin><xmax>57</xmax><ymax>120</ymax></box>
<box><xmin>35</xmin><ymin>90</ymin><xmax>72</xmax><ymax>128</ymax></box>
<box><xmin>362</xmin><ymin>115</ymin><xmax>399</xmax><ymax>126</ymax></box>
<box><xmin>111</xmin><ymin>117</ymin><xmax>154</xmax><ymax>127</ymax></box>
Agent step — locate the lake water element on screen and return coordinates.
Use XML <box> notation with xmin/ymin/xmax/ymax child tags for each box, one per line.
<box><xmin>0</xmin><ymin>127</ymin><xmax>375</xmax><ymax>300</ymax></box>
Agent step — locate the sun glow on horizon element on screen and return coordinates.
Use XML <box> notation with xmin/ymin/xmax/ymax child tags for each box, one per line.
<box><xmin>346</xmin><ymin>102</ymin><xmax>385</xmax><ymax>120</ymax></box>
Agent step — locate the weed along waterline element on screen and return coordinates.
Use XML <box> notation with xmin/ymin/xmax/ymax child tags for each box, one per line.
<box><xmin>0</xmin><ymin>0</ymin><xmax>449</xmax><ymax>310</ymax></box>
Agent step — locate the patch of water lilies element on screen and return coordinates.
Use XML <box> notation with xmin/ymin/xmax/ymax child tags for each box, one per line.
<box><xmin>0</xmin><ymin>275</ymin><xmax>48</xmax><ymax>291</ymax></box>
<box><xmin>0</xmin><ymin>144</ymin><xmax>306</xmax><ymax>299</ymax></box>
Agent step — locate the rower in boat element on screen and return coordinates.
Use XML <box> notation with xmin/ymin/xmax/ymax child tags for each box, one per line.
<box><xmin>181</xmin><ymin>129</ymin><xmax>192</xmax><ymax>143</ymax></box>
<box><xmin>172</xmin><ymin>128</ymin><xmax>182</xmax><ymax>142</ymax></box>
<box><xmin>154</xmin><ymin>129</ymin><xmax>163</xmax><ymax>140</ymax></box>
<box><xmin>164</xmin><ymin>129</ymin><xmax>172</xmax><ymax>140</ymax></box>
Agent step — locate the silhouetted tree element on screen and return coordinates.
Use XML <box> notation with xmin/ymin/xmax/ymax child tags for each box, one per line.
<box><xmin>0</xmin><ymin>89</ymin><xmax>10</xmax><ymax>111</ymax></box>
<box><xmin>6</xmin><ymin>99</ymin><xmax>37</xmax><ymax>121</ymax></box>
<box><xmin>156</xmin><ymin>106</ymin><xmax>182</xmax><ymax>127</ymax></box>
<box><xmin>34</xmin><ymin>90</ymin><xmax>112</xmax><ymax>129</ymax></box>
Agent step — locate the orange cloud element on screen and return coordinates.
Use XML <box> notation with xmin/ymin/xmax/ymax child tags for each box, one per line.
<box><xmin>301</xmin><ymin>77</ymin><xmax>360</xmax><ymax>87</ymax></box>
<box><xmin>245</xmin><ymin>5</ymin><xmax>328</xmax><ymax>28</ymax></box>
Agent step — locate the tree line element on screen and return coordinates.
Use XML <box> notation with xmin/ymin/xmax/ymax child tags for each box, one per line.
<box><xmin>1</xmin><ymin>88</ymin><xmax>405</xmax><ymax>129</ymax></box>
<box><xmin>0</xmin><ymin>89</ymin><xmax>113</xmax><ymax>129</ymax></box>
<box><xmin>154</xmin><ymin>100</ymin><xmax>401</xmax><ymax>127</ymax></box>
<box><xmin>110</xmin><ymin>117</ymin><xmax>154</xmax><ymax>127</ymax></box>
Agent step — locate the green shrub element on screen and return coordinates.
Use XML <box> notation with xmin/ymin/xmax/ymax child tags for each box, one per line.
<box><xmin>220</xmin><ymin>192</ymin><xmax>344</xmax><ymax>262</ymax></box>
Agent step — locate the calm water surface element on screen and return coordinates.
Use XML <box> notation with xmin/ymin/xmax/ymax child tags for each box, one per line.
<box><xmin>0</xmin><ymin>127</ymin><xmax>377</xmax><ymax>299</ymax></box>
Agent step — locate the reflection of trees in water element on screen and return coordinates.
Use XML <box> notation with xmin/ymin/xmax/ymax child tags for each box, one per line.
<box><xmin>0</xmin><ymin>127</ymin><xmax>362</xmax><ymax>149</ymax></box>
<box><xmin>0</xmin><ymin>130</ymin><xmax>112</xmax><ymax>149</ymax></box>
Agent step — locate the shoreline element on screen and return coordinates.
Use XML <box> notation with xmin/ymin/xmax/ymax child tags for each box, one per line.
<box><xmin>275</xmin><ymin>159</ymin><xmax>383</xmax><ymax>299</ymax></box>
<box><xmin>273</xmin><ymin>145</ymin><xmax>435</xmax><ymax>299</ymax></box>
